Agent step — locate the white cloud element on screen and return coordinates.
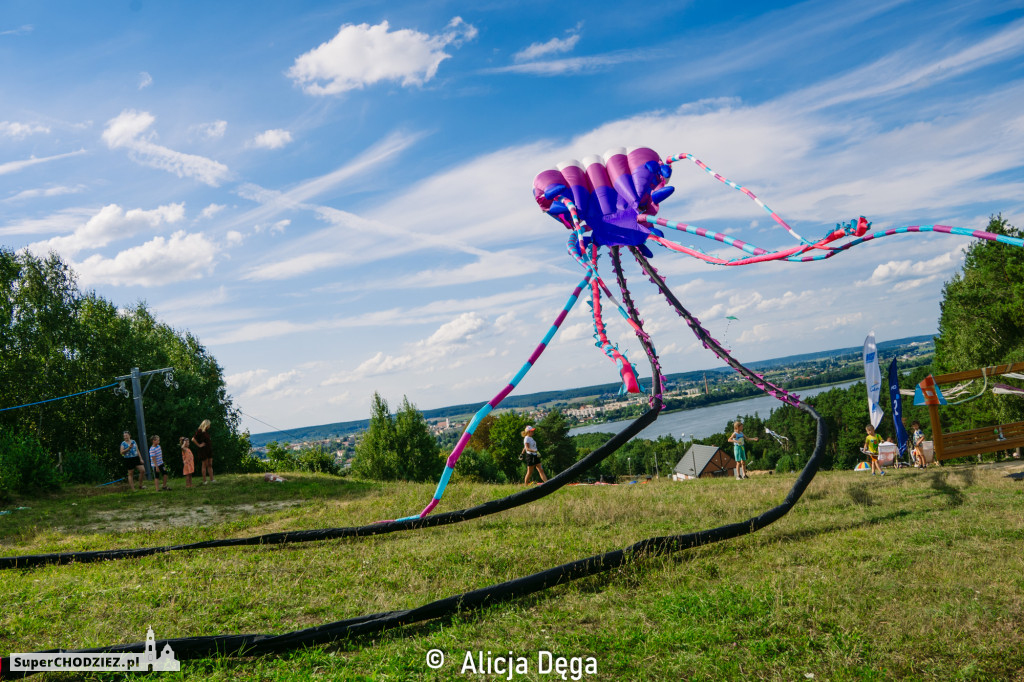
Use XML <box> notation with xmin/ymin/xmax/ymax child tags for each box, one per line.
<box><xmin>225</xmin><ymin>230</ymin><xmax>244</xmax><ymax>245</ymax></box>
<box><xmin>102</xmin><ymin>109</ymin><xmax>230</xmax><ymax>186</ymax></box>
<box><xmin>485</xmin><ymin>49</ymin><xmax>649</xmax><ymax>76</ymax></box>
<box><xmin>3</xmin><ymin>185</ymin><xmax>85</xmax><ymax>202</ymax></box>
<box><xmin>228</xmin><ymin>369</ymin><xmax>302</xmax><ymax>397</ymax></box>
<box><xmin>0</xmin><ymin>24</ymin><xmax>32</xmax><ymax>36</ymax></box>
<box><xmin>0</xmin><ymin>208</ymin><xmax>95</xmax><ymax>237</ymax></box>
<box><xmin>422</xmin><ymin>312</ymin><xmax>487</xmax><ymax>346</ymax></box>
<box><xmin>814</xmin><ymin>313</ymin><xmax>864</xmax><ymax>331</ymax></box>
<box><xmin>0</xmin><ymin>149</ymin><xmax>86</xmax><ymax>176</ymax></box>
<box><xmin>73</xmin><ymin>230</ymin><xmax>217</xmax><ymax>287</ymax></box>
<box><xmin>270</xmin><ymin>219</ymin><xmax>289</xmax><ymax>234</ymax></box>
<box><xmin>514</xmin><ymin>31</ymin><xmax>581</xmax><ymax>63</ymax></box>
<box><xmin>28</xmin><ymin>203</ymin><xmax>185</xmax><ymax>256</ymax></box>
<box><xmin>288</xmin><ymin>17</ymin><xmax>477</xmax><ymax>95</ymax></box>
<box><xmin>250</xmin><ymin>129</ymin><xmax>293</xmax><ymax>149</ymax></box>
<box><xmin>191</xmin><ymin>120</ymin><xmax>228</xmax><ymax>140</ymax></box>
<box><xmin>856</xmin><ymin>251</ymin><xmax>962</xmax><ymax>288</ymax></box>
<box><xmin>138</xmin><ymin>71</ymin><xmax>153</xmax><ymax>89</ymax></box>
<box><xmin>200</xmin><ymin>203</ymin><xmax>226</xmax><ymax>219</ymax></box>
<box><xmin>0</xmin><ymin>121</ymin><xmax>50</xmax><ymax>138</ymax></box>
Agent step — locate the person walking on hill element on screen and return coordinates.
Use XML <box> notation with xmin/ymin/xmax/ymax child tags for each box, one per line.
<box><xmin>191</xmin><ymin>420</ymin><xmax>214</xmax><ymax>485</ymax></box>
<box><xmin>522</xmin><ymin>425</ymin><xmax>548</xmax><ymax>485</ymax></box>
<box><xmin>120</xmin><ymin>431</ymin><xmax>145</xmax><ymax>491</ymax></box>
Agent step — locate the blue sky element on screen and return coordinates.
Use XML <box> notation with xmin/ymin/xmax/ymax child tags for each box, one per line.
<box><xmin>3</xmin><ymin>1</ymin><xmax>1024</xmax><ymax>435</ymax></box>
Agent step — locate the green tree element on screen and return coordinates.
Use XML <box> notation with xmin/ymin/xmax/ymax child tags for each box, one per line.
<box><xmin>352</xmin><ymin>393</ymin><xmax>399</xmax><ymax>479</ymax></box>
<box><xmin>351</xmin><ymin>394</ymin><xmax>441</xmax><ymax>482</ymax></box>
<box><xmin>488</xmin><ymin>412</ymin><xmax>529</xmax><ymax>481</ymax></box>
<box><xmin>534</xmin><ymin>410</ymin><xmax>576</xmax><ymax>475</ymax></box>
<box><xmin>395</xmin><ymin>396</ymin><xmax>442</xmax><ymax>482</ymax></box>
<box><xmin>933</xmin><ymin>215</ymin><xmax>1024</xmax><ymax>432</ymax></box>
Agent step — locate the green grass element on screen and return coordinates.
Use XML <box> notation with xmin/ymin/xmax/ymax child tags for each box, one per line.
<box><xmin>1</xmin><ymin>462</ymin><xmax>1023</xmax><ymax>681</ymax></box>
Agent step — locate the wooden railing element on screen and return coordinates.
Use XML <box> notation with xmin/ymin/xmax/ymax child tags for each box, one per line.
<box><xmin>926</xmin><ymin>362</ymin><xmax>1024</xmax><ymax>461</ymax></box>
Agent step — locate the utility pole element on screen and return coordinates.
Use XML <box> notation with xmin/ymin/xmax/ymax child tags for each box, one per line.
<box><xmin>114</xmin><ymin>367</ymin><xmax>177</xmax><ymax>480</ymax></box>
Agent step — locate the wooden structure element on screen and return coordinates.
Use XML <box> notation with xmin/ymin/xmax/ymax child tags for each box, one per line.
<box><xmin>925</xmin><ymin>361</ymin><xmax>1024</xmax><ymax>461</ymax></box>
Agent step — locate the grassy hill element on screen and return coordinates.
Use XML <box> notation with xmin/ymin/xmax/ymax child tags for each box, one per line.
<box><xmin>1</xmin><ymin>456</ymin><xmax>1021</xmax><ymax>680</ymax></box>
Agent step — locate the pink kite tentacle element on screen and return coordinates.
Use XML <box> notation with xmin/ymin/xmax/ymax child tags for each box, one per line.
<box><xmin>391</xmin><ymin>270</ymin><xmax>596</xmax><ymax>523</ymax></box>
<box><xmin>589</xmin><ymin>266</ymin><xmax>641</xmax><ymax>394</ymax></box>
<box><xmin>664</xmin><ymin>152</ymin><xmax>812</xmax><ymax>245</ymax></box>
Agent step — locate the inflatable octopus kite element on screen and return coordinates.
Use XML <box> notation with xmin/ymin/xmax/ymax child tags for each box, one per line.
<box><xmin>399</xmin><ymin>146</ymin><xmax>1024</xmax><ymax>522</ymax></box>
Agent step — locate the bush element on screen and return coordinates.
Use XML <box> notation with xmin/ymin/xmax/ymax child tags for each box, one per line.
<box><xmin>450</xmin><ymin>447</ymin><xmax>506</xmax><ymax>483</ymax></box>
<box><xmin>236</xmin><ymin>451</ymin><xmax>272</xmax><ymax>474</ymax></box>
<box><xmin>61</xmin><ymin>449</ymin><xmax>117</xmax><ymax>485</ymax></box>
<box><xmin>0</xmin><ymin>428</ymin><xmax>62</xmax><ymax>496</ymax></box>
<box><xmin>262</xmin><ymin>441</ymin><xmax>342</xmax><ymax>476</ymax></box>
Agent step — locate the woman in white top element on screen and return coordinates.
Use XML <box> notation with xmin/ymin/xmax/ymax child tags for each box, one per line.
<box><xmin>522</xmin><ymin>425</ymin><xmax>548</xmax><ymax>485</ymax></box>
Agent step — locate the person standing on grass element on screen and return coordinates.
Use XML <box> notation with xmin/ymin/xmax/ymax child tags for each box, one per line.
<box><xmin>728</xmin><ymin>421</ymin><xmax>758</xmax><ymax>480</ymax></box>
<box><xmin>864</xmin><ymin>424</ymin><xmax>884</xmax><ymax>476</ymax></box>
<box><xmin>120</xmin><ymin>431</ymin><xmax>145</xmax><ymax>491</ymax></box>
<box><xmin>191</xmin><ymin>419</ymin><xmax>214</xmax><ymax>484</ymax></box>
<box><xmin>522</xmin><ymin>425</ymin><xmax>548</xmax><ymax>485</ymax></box>
<box><xmin>911</xmin><ymin>421</ymin><xmax>928</xmax><ymax>468</ymax></box>
<box><xmin>149</xmin><ymin>435</ymin><xmax>170</xmax><ymax>491</ymax></box>
<box><xmin>180</xmin><ymin>436</ymin><xmax>195</xmax><ymax>488</ymax></box>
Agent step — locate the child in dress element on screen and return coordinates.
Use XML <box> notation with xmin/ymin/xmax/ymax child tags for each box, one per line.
<box><xmin>728</xmin><ymin>421</ymin><xmax>758</xmax><ymax>479</ymax></box>
<box><xmin>180</xmin><ymin>436</ymin><xmax>195</xmax><ymax>488</ymax></box>
<box><xmin>911</xmin><ymin>421</ymin><xmax>927</xmax><ymax>468</ymax></box>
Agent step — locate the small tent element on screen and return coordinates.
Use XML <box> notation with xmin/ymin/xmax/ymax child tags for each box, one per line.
<box><xmin>673</xmin><ymin>444</ymin><xmax>736</xmax><ymax>479</ymax></box>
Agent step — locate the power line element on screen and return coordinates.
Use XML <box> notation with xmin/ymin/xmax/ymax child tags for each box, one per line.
<box><xmin>238</xmin><ymin>409</ymin><xmax>309</xmax><ymax>444</ymax></box>
<box><xmin>0</xmin><ymin>383</ymin><xmax>117</xmax><ymax>413</ymax></box>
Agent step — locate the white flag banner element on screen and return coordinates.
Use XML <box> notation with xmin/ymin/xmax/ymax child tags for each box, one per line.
<box><xmin>863</xmin><ymin>331</ymin><xmax>884</xmax><ymax>428</ymax></box>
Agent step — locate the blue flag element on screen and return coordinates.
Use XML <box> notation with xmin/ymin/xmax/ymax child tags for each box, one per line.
<box><xmin>889</xmin><ymin>357</ymin><xmax>909</xmax><ymax>457</ymax></box>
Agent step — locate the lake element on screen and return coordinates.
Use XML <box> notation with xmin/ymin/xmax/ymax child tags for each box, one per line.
<box><xmin>569</xmin><ymin>380</ymin><xmax>859</xmax><ymax>441</ymax></box>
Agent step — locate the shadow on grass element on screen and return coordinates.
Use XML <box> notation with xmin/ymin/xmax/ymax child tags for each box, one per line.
<box><xmin>846</xmin><ymin>482</ymin><xmax>875</xmax><ymax>507</ymax></box>
<box><xmin>928</xmin><ymin>471</ymin><xmax>967</xmax><ymax>508</ymax></box>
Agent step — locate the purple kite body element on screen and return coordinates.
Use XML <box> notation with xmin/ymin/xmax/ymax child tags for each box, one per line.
<box><xmin>534</xmin><ymin>147</ymin><xmax>667</xmax><ymax>248</ymax></box>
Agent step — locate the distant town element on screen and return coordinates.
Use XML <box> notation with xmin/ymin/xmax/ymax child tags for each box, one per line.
<box><xmin>249</xmin><ymin>336</ymin><xmax>935</xmax><ymax>469</ymax></box>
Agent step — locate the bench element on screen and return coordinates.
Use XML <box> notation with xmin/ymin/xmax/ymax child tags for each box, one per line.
<box><xmin>925</xmin><ymin>362</ymin><xmax>1024</xmax><ymax>461</ymax></box>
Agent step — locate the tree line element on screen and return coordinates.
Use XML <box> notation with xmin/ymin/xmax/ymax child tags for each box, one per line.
<box><xmin>0</xmin><ymin>249</ymin><xmax>248</xmax><ymax>500</ymax></box>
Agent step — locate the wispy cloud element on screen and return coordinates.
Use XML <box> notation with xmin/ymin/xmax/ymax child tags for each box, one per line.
<box><xmin>486</xmin><ymin>49</ymin><xmax>650</xmax><ymax>76</ymax></box>
<box><xmin>0</xmin><ymin>149</ymin><xmax>86</xmax><ymax>176</ymax></box>
<box><xmin>0</xmin><ymin>120</ymin><xmax>50</xmax><ymax>138</ymax></box>
<box><xmin>102</xmin><ymin>109</ymin><xmax>230</xmax><ymax>186</ymax></box>
<box><xmin>788</xmin><ymin>16</ymin><xmax>1024</xmax><ymax>111</ymax></box>
<box><xmin>0</xmin><ymin>24</ymin><xmax>32</xmax><ymax>36</ymax></box>
<box><xmin>3</xmin><ymin>185</ymin><xmax>85</xmax><ymax>202</ymax></box>
<box><xmin>138</xmin><ymin>71</ymin><xmax>153</xmax><ymax>89</ymax></box>
<box><xmin>190</xmin><ymin>120</ymin><xmax>228</xmax><ymax>140</ymax></box>
<box><xmin>288</xmin><ymin>17</ymin><xmax>477</xmax><ymax>95</ymax></box>
<box><xmin>0</xmin><ymin>208</ymin><xmax>96</xmax><ymax>237</ymax></box>
<box><xmin>514</xmin><ymin>28</ymin><xmax>581</xmax><ymax>63</ymax></box>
